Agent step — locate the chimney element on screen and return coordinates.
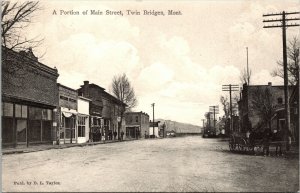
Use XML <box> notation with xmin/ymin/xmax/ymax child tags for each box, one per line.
<box><xmin>83</xmin><ymin>81</ymin><xmax>89</xmax><ymax>97</ymax></box>
<box><xmin>268</xmin><ymin>82</ymin><xmax>272</xmax><ymax>86</ymax></box>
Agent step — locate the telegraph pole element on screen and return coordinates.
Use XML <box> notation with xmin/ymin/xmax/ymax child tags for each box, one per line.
<box><xmin>263</xmin><ymin>11</ymin><xmax>300</xmax><ymax>150</ymax></box>
<box><xmin>201</xmin><ymin>119</ymin><xmax>205</xmax><ymax>135</ymax></box>
<box><xmin>246</xmin><ymin>47</ymin><xmax>250</xmax><ymax>85</ymax></box>
<box><xmin>151</xmin><ymin>103</ymin><xmax>155</xmax><ymax>138</ymax></box>
<box><xmin>209</xmin><ymin>105</ymin><xmax>219</xmax><ymax>131</ymax></box>
<box><xmin>222</xmin><ymin>84</ymin><xmax>239</xmax><ymax>133</ymax></box>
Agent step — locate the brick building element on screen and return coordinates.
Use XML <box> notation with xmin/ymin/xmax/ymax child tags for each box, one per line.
<box><xmin>125</xmin><ymin>112</ymin><xmax>149</xmax><ymax>139</ymax></box>
<box><xmin>77</xmin><ymin>81</ymin><xmax>126</xmax><ymax>141</ymax></box>
<box><xmin>238</xmin><ymin>82</ymin><xmax>297</xmax><ymax>141</ymax></box>
<box><xmin>2</xmin><ymin>47</ymin><xmax>59</xmax><ymax>147</ymax></box>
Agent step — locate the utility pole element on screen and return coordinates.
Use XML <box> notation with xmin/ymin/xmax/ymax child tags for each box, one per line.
<box><xmin>201</xmin><ymin>119</ymin><xmax>205</xmax><ymax>128</ymax></box>
<box><xmin>201</xmin><ymin>118</ymin><xmax>205</xmax><ymax>134</ymax></box>
<box><xmin>151</xmin><ymin>103</ymin><xmax>155</xmax><ymax>138</ymax></box>
<box><xmin>222</xmin><ymin>84</ymin><xmax>239</xmax><ymax>133</ymax></box>
<box><xmin>263</xmin><ymin>11</ymin><xmax>300</xmax><ymax>150</ymax></box>
<box><xmin>246</xmin><ymin>47</ymin><xmax>250</xmax><ymax>85</ymax></box>
<box><xmin>205</xmin><ymin>112</ymin><xmax>211</xmax><ymax>129</ymax></box>
<box><xmin>209</xmin><ymin>105</ymin><xmax>219</xmax><ymax>131</ymax></box>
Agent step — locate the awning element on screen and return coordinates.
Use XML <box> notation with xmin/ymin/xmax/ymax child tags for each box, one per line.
<box><xmin>62</xmin><ymin>111</ymin><xmax>74</xmax><ymax>118</ymax></box>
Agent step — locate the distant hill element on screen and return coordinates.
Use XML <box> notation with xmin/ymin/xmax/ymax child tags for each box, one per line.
<box><xmin>156</xmin><ymin>119</ymin><xmax>202</xmax><ymax>134</ymax></box>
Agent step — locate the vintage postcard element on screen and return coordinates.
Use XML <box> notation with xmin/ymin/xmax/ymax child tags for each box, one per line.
<box><xmin>1</xmin><ymin>0</ymin><xmax>299</xmax><ymax>192</ymax></box>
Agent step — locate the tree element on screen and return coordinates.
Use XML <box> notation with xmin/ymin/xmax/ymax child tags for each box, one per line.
<box><xmin>272</xmin><ymin>36</ymin><xmax>300</xmax><ymax>85</ymax></box>
<box><xmin>220</xmin><ymin>96</ymin><xmax>230</xmax><ymax>119</ymax></box>
<box><xmin>220</xmin><ymin>95</ymin><xmax>238</xmax><ymax>118</ymax></box>
<box><xmin>250</xmin><ymin>87</ymin><xmax>275</xmax><ymax>130</ymax></box>
<box><xmin>2</xmin><ymin>1</ymin><xmax>42</xmax><ymax>51</ymax></box>
<box><xmin>111</xmin><ymin>73</ymin><xmax>138</xmax><ymax>139</ymax></box>
<box><xmin>240</xmin><ymin>67</ymin><xmax>252</xmax><ymax>85</ymax></box>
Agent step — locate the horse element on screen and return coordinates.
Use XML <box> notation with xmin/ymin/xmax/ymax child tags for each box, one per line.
<box><xmin>270</xmin><ymin>129</ymin><xmax>284</xmax><ymax>156</ymax></box>
<box><xmin>249</xmin><ymin>128</ymin><xmax>272</xmax><ymax>156</ymax></box>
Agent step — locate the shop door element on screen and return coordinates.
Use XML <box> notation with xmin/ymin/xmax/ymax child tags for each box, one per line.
<box><xmin>64</xmin><ymin>116</ymin><xmax>76</xmax><ymax>143</ymax></box>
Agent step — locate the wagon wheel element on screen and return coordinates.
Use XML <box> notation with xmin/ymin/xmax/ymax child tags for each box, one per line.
<box><xmin>229</xmin><ymin>142</ymin><xmax>236</xmax><ymax>151</ymax></box>
<box><xmin>254</xmin><ymin>144</ymin><xmax>263</xmax><ymax>155</ymax></box>
<box><xmin>229</xmin><ymin>135</ymin><xmax>236</xmax><ymax>151</ymax></box>
<box><xmin>247</xmin><ymin>144</ymin><xmax>254</xmax><ymax>154</ymax></box>
<box><xmin>238</xmin><ymin>138</ymin><xmax>247</xmax><ymax>152</ymax></box>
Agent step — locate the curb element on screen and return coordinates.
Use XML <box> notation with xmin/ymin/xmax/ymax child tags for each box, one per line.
<box><xmin>2</xmin><ymin>139</ymin><xmax>135</xmax><ymax>155</ymax></box>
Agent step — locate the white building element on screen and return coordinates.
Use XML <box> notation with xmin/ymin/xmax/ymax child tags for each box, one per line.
<box><xmin>77</xmin><ymin>96</ymin><xmax>91</xmax><ymax>143</ymax></box>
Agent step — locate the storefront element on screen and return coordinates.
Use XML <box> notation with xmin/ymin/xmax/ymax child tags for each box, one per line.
<box><xmin>2</xmin><ymin>102</ymin><xmax>55</xmax><ymax>146</ymax></box>
<box><xmin>125</xmin><ymin>126</ymin><xmax>140</xmax><ymax>139</ymax></box>
<box><xmin>57</xmin><ymin>84</ymin><xmax>78</xmax><ymax>144</ymax></box>
<box><xmin>59</xmin><ymin>108</ymin><xmax>77</xmax><ymax>144</ymax></box>
<box><xmin>2</xmin><ymin>47</ymin><xmax>59</xmax><ymax>147</ymax></box>
<box><xmin>90</xmin><ymin>116</ymin><xmax>102</xmax><ymax>141</ymax></box>
<box><xmin>77</xmin><ymin>96</ymin><xmax>90</xmax><ymax>143</ymax></box>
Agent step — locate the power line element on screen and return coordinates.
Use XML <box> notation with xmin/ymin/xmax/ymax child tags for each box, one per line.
<box><xmin>209</xmin><ymin>105</ymin><xmax>219</xmax><ymax>131</ymax></box>
<box><xmin>263</xmin><ymin>11</ymin><xmax>299</xmax><ymax>150</ymax></box>
<box><xmin>222</xmin><ymin>84</ymin><xmax>239</xmax><ymax>133</ymax></box>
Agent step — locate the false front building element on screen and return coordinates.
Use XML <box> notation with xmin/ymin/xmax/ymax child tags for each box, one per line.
<box><xmin>2</xmin><ymin>47</ymin><xmax>59</xmax><ymax>147</ymax></box>
<box><xmin>125</xmin><ymin>112</ymin><xmax>149</xmax><ymax>139</ymax></box>
<box><xmin>57</xmin><ymin>84</ymin><xmax>91</xmax><ymax>144</ymax></box>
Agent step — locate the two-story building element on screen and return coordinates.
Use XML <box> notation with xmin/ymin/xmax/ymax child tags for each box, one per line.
<box><xmin>125</xmin><ymin>112</ymin><xmax>149</xmax><ymax>139</ymax></box>
<box><xmin>2</xmin><ymin>47</ymin><xmax>59</xmax><ymax>147</ymax></box>
<box><xmin>78</xmin><ymin>81</ymin><xmax>126</xmax><ymax>141</ymax></box>
<box><xmin>57</xmin><ymin>84</ymin><xmax>78</xmax><ymax>144</ymax></box>
<box><xmin>238</xmin><ymin>82</ymin><xmax>297</xmax><ymax>141</ymax></box>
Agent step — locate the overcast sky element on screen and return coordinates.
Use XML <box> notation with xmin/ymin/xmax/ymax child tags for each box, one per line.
<box><xmin>25</xmin><ymin>0</ymin><xmax>299</xmax><ymax>126</ymax></box>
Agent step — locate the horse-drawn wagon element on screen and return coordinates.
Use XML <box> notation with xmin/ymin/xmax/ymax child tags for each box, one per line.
<box><xmin>229</xmin><ymin>128</ymin><xmax>286</xmax><ymax>156</ymax></box>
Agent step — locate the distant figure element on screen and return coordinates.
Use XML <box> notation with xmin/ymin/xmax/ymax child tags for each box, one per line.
<box><xmin>145</xmin><ymin>131</ymin><xmax>147</xmax><ymax>138</ymax></box>
<box><xmin>109</xmin><ymin>130</ymin><xmax>113</xmax><ymax>140</ymax></box>
<box><xmin>102</xmin><ymin>132</ymin><xmax>106</xmax><ymax>143</ymax></box>
<box><xmin>89</xmin><ymin>131</ymin><xmax>93</xmax><ymax>142</ymax></box>
<box><xmin>121</xmin><ymin>131</ymin><xmax>124</xmax><ymax>141</ymax></box>
<box><xmin>262</xmin><ymin>127</ymin><xmax>272</xmax><ymax>156</ymax></box>
<box><xmin>113</xmin><ymin>131</ymin><xmax>117</xmax><ymax>140</ymax></box>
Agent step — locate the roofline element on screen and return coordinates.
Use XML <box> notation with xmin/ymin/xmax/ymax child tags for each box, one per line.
<box><xmin>125</xmin><ymin>112</ymin><xmax>149</xmax><ymax>116</ymax></box>
<box><xmin>2</xmin><ymin>46</ymin><xmax>59</xmax><ymax>77</ymax></box>
<box><xmin>78</xmin><ymin>96</ymin><xmax>92</xmax><ymax>101</ymax></box>
<box><xmin>246</xmin><ymin>85</ymin><xmax>295</xmax><ymax>87</ymax></box>
<box><xmin>57</xmin><ymin>83</ymin><xmax>77</xmax><ymax>92</ymax></box>
<box><xmin>102</xmin><ymin>91</ymin><xmax>127</xmax><ymax>106</ymax></box>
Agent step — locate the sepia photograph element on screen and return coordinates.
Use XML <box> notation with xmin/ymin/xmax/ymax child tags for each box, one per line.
<box><xmin>1</xmin><ymin>0</ymin><xmax>299</xmax><ymax>192</ymax></box>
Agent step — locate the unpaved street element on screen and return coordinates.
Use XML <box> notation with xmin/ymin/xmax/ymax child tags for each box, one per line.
<box><xmin>2</xmin><ymin>136</ymin><xmax>299</xmax><ymax>192</ymax></box>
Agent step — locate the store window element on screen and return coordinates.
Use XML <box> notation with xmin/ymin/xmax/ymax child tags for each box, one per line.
<box><xmin>29</xmin><ymin>107</ymin><xmax>42</xmax><ymax>120</ymax></box>
<box><xmin>3</xmin><ymin>102</ymin><xmax>13</xmax><ymax>117</ymax></box>
<box><xmin>15</xmin><ymin>104</ymin><xmax>28</xmax><ymax>118</ymax></box>
<box><xmin>28</xmin><ymin>107</ymin><xmax>53</xmax><ymax>142</ymax></box>
<box><xmin>135</xmin><ymin>116</ymin><xmax>138</xmax><ymax>123</ymax></box>
<box><xmin>42</xmin><ymin>121</ymin><xmax>52</xmax><ymax>141</ymax></box>
<box><xmin>2</xmin><ymin>117</ymin><xmax>13</xmax><ymax>143</ymax></box>
<box><xmin>42</xmin><ymin>109</ymin><xmax>52</xmax><ymax>120</ymax></box>
<box><xmin>78</xmin><ymin>116</ymin><xmax>86</xmax><ymax>137</ymax></box>
<box><xmin>28</xmin><ymin>120</ymin><xmax>41</xmax><ymax>141</ymax></box>
<box><xmin>16</xmin><ymin>119</ymin><xmax>27</xmax><ymax>142</ymax></box>
<box><xmin>2</xmin><ymin>102</ymin><xmax>14</xmax><ymax>143</ymax></box>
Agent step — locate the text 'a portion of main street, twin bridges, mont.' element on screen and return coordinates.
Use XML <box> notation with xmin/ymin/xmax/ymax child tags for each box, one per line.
<box><xmin>55</xmin><ymin>9</ymin><xmax>182</xmax><ymax>16</ymax></box>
